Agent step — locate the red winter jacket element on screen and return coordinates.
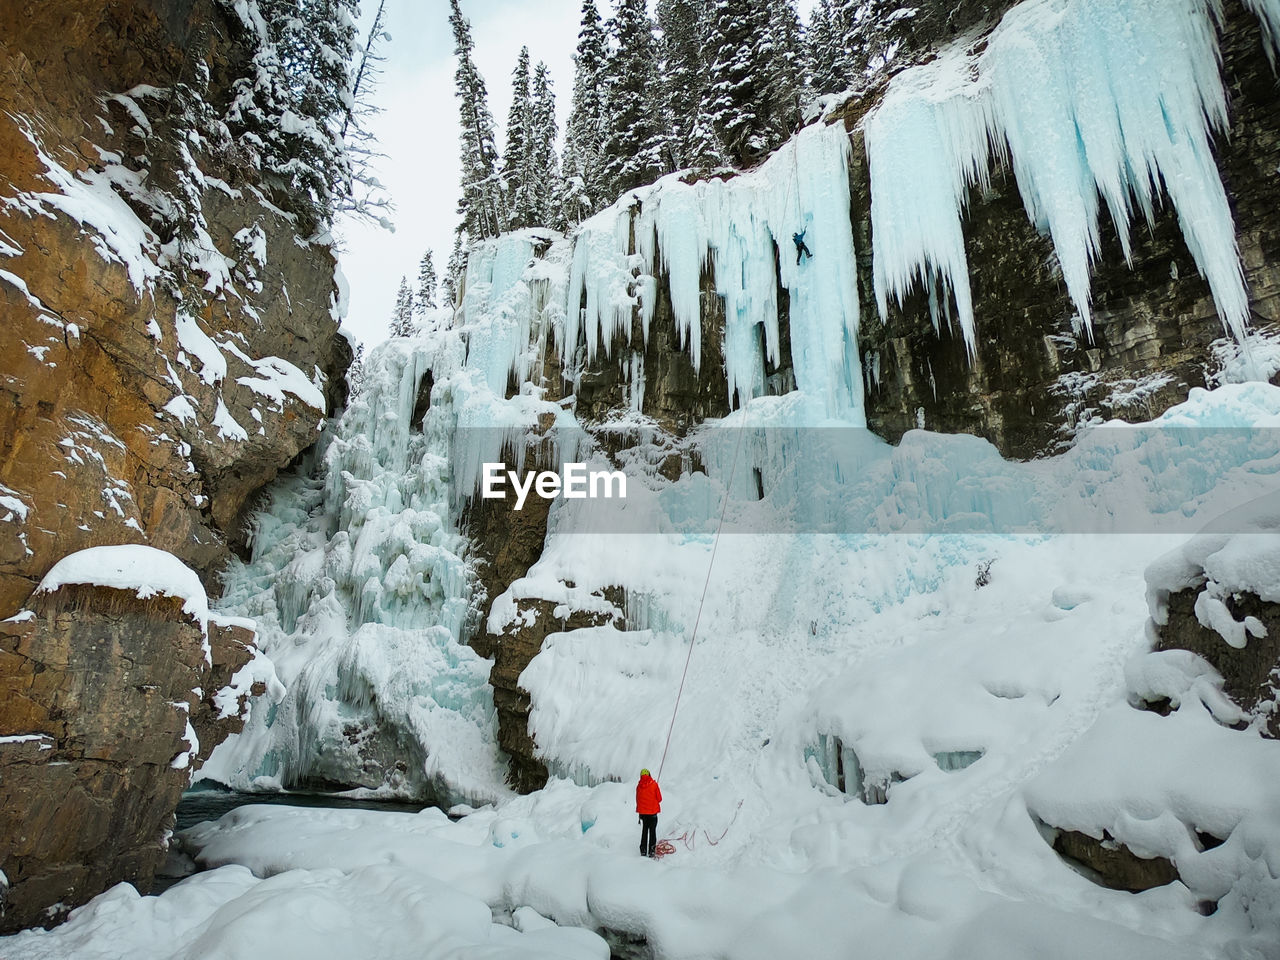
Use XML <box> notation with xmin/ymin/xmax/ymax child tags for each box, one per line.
<box><xmin>636</xmin><ymin>774</ymin><xmax>662</xmax><ymax>815</ymax></box>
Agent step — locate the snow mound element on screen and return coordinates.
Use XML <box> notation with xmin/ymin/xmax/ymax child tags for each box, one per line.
<box><xmin>1025</xmin><ymin>704</ymin><xmax>1280</xmax><ymax>929</ymax></box>
<box><xmin>0</xmin><ymin>859</ymin><xmax>608</xmax><ymax>960</ymax></box>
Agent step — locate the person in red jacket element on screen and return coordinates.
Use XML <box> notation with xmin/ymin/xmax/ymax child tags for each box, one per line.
<box><xmin>636</xmin><ymin>768</ymin><xmax>662</xmax><ymax>857</ymax></box>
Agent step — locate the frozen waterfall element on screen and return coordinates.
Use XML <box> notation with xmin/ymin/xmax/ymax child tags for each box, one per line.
<box><xmin>204</xmin><ymin>0</ymin><xmax>1280</xmax><ymax>811</ymax></box>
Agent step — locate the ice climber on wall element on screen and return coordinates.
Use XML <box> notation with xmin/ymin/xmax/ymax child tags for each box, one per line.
<box><xmin>636</xmin><ymin>768</ymin><xmax>662</xmax><ymax>857</ymax></box>
<box><xmin>793</xmin><ymin>229</ymin><xmax>812</xmax><ymax>264</ymax></box>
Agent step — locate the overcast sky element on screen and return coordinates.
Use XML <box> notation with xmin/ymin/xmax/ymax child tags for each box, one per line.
<box><xmin>335</xmin><ymin>0</ymin><xmax>816</xmax><ymax>348</ymax></box>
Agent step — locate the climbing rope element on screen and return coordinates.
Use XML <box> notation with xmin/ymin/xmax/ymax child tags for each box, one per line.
<box><xmin>654</xmin><ymin>799</ymin><xmax>744</xmax><ymax>859</ymax></box>
<box><xmin>780</xmin><ymin>131</ymin><xmax>804</xmax><ymax>227</ymax></box>
<box><xmin>790</xmin><ymin>130</ymin><xmax>802</xmax><ymax>217</ymax></box>
<box><xmin>656</xmin><ymin>406</ymin><xmax>751</xmax><ymax>783</ymax></box>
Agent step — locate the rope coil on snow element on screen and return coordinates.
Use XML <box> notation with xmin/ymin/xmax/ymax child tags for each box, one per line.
<box><xmin>655</xmin><ymin>800</ymin><xmax>744</xmax><ymax>859</ymax></box>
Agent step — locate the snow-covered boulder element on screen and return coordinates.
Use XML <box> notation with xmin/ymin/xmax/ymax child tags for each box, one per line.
<box><xmin>1140</xmin><ymin>493</ymin><xmax>1280</xmax><ymax>736</ymax></box>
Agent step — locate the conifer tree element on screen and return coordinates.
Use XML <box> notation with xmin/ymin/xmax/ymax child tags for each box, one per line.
<box><xmin>684</xmin><ymin>104</ymin><xmax>727</xmax><ymax>171</ymax></box>
<box><xmin>416</xmin><ymin>250</ymin><xmax>438</xmax><ymax>314</ymax></box>
<box><xmin>530</xmin><ymin>62</ymin><xmax>562</xmax><ymax>228</ymax></box>
<box><xmin>841</xmin><ymin>1</ymin><xmax>915</xmax><ymax>82</ymax></box>
<box><xmin>600</xmin><ymin>0</ymin><xmax>667</xmax><ymax>195</ymax></box>
<box><xmin>705</xmin><ymin>0</ymin><xmax>803</xmax><ymax>165</ymax></box>
<box><xmin>228</xmin><ymin>0</ymin><xmax>366</xmax><ymax>233</ymax></box>
<box><xmin>347</xmin><ymin>342</ymin><xmax>366</xmax><ymax>395</ymax></box>
<box><xmin>807</xmin><ymin>0</ymin><xmax>848</xmax><ymax>95</ymax></box>
<box><xmin>389</xmin><ymin>276</ymin><xmax>416</xmax><ymax>338</ymax></box>
<box><xmin>503</xmin><ymin>47</ymin><xmax>536</xmax><ymax>228</ymax></box>
<box><xmin>341</xmin><ymin>0</ymin><xmax>394</xmax><ymax>226</ymax></box>
<box><xmin>764</xmin><ymin>0</ymin><xmax>806</xmax><ymax>130</ymax></box>
<box><xmin>562</xmin><ymin>0</ymin><xmax>609</xmax><ymax>225</ymax></box>
<box><xmin>706</xmin><ymin>0</ymin><xmax>774</xmax><ymax>164</ymax></box>
<box><xmin>656</xmin><ymin>0</ymin><xmax>720</xmax><ymax>170</ymax></box>
<box><xmin>302</xmin><ymin>0</ymin><xmax>363</xmax><ymax>217</ymax></box>
<box><xmin>449</xmin><ymin>0</ymin><xmax>504</xmax><ymax>238</ymax></box>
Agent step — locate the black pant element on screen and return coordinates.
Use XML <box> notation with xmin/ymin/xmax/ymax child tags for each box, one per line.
<box><xmin>639</xmin><ymin>814</ymin><xmax>658</xmax><ymax>857</ymax></box>
<box><xmin>796</xmin><ymin>242</ymin><xmax>812</xmax><ymax>264</ymax></box>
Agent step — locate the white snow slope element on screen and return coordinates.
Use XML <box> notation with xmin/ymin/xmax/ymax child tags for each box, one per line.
<box><xmin>5</xmin><ymin>1</ymin><xmax>1280</xmax><ymax>957</ymax></box>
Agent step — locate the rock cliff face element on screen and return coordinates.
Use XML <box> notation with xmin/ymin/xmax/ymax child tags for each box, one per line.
<box><xmin>0</xmin><ymin>583</ymin><xmax>260</xmax><ymax>932</ymax></box>
<box><xmin>0</xmin><ymin>0</ymin><xmax>348</xmax><ymax>930</ymax></box>
<box><xmin>0</xmin><ymin>0</ymin><xmax>350</xmax><ymax>615</ymax></box>
<box><xmin>852</xmin><ymin>0</ymin><xmax>1280</xmax><ymax>459</ymax></box>
<box><xmin>574</xmin><ymin>258</ymin><xmax>732</xmax><ymax>432</ymax></box>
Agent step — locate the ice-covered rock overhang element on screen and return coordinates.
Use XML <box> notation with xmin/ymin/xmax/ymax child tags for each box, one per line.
<box><xmin>864</xmin><ymin>0</ymin><xmax>1280</xmax><ymax>354</ymax></box>
<box><xmin>564</xmin><ymin>123</ymin><xmax>863</xmax><ymax>420</ymax></box>
<box><xmin>468</xmin><ymin>0</ymin><xmax>1280</xmax><ymax>437</ymax></box>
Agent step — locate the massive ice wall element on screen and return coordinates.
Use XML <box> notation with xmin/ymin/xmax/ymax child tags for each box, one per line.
<box><xmin>565</xmin><ymin>123</ymin><xmax>863</xmax><ymax>421</ymax></box>
<box><xmin>206</xmin><ymin>0</ymin><xmax>1280</xmax><ymax>815</ymax></box>
<box><xmin>864</xmin><ymin>0</ymin><xmax>1273</xmax><ymax>353</ymax></box>
<box><xmin>479</xmin><ymin>0</ymin><xmax>1278</xmax><ymax>429</ymax></box>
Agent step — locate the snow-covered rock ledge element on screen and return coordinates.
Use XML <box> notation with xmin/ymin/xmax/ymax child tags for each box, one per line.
<box><xmin>0</xmin><ymin>546</ymin><xmax>280</xmax><ymax>932</ymax></box>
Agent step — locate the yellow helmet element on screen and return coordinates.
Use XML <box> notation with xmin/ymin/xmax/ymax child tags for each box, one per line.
<box><xmin>640</xmin><ymin>768</ymin><xmax>650</xmax><ymax>776</ymax></box>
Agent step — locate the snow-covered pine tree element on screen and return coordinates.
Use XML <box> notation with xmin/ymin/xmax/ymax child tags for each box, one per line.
<box><xmin>347</xmin><ymin>341</ymin><xmax>366</xmax><ymax>395</ymax></box>
<box><xmin>389</xmin><ymin>276</ymin><xmax>416</xmax><ymax>338</ymax></box>
<box><xmin>684</xmin><ymin>103</ymin><xmax>727</xmax><ymax>171</ymax></box>
<box><xmin>806</xmin><ymin>0</ymin><xmax>849</xmax><ymax>96</ymax></box>
<box><xmin>340</xmin><ymin>0</ymin><xmax>393</xmax><ymax>226</ymax></box>
<box><xmin>705</xmin><ymin>0</ymin><xmax>803</xmax><ymax>165</ymax></box>
<box><xmin>656</xmin><ymin>0</ymin><xmax>723</xmax><ymax>171</ymax></box>
<box><xmin>841</xmin><ymin>1</ymin><xmax>918</xmax><ymax>83</ymax></box>
<box><xmin>561</xmin><ymin>0</ymin><xmax>609</xmax><ymax>225</ymax></box>
<box><xmin>503</xmin><ymin>47</ymin><xmax>536</xmax><ymax>229</ymax></box>
<box><xmin>763</xmin><ymin>0</ymin><xmax>807</xmax><ymax>132</ymax></box>
<box><xmin>449</xmin><ymin>0</ymin><xmax>504</xmax><ymax>239</ymax></box>
<box><xmin>530</xmin><ymin>62</ymin><xmax>563</xmax><ymax>228</ymax></box>
<box><xmin>283</xmin><ymin>0</ymin><xmax>361</xmax><ymax>214</ymax></box>
<box><xmin>706</xmin><ymin>0</ymin><xmax>774</xmax><ymax>165</ymax></box>
<box><xmin>600</xmin><ymin>0</ymin><xmax>667</xmax><ymax>196</ymax></box>
<box><xmin>416</xmin><ymin>250</ymin><xmax>438</xmax><ymax>314</ymax></box>
<box><xmin>443</xmin><ymin>228</ymin><xmax>467</xmax><ymax>307</ymax></box>
<box><xmin>227</xmin><ymin>0</ymin><xmax>364</xmax><ymax>234</ymax></box>
<box><xmin>343</xmin><ymin>0</ymin><xmax>387</xmax><ymax>143</ymax></box>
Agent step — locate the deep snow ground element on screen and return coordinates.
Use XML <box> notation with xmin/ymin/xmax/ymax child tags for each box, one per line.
<box><xmin>5</xmin><ymin>522</ymin><xmax>1279</xmax><ymax>959</ymax></box>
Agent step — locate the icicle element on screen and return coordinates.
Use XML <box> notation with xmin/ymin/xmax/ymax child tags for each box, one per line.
<box><xmin>1246</xmin><ymin>0</ymin><xmax>1280</xmax><ymax>65</ymax></box>
<box><xmin>865</xmin><ymin>59</ymin><xmax>992</xmax><ymax>355</ymax></box>
<box><xmin>865</xmin><ymin>0</ymin><xmax>1252</xmax><ymax>349</ymax></box>
<box><xmin>564</xmin><ymin>207</ymin><xmax>636</xmax><ymax>371</ymax></box>
<box><xmin>646</xmin><ymin>187</ymin><xmax>708</xmax><ymax>369</ymax></box>
<box><xmin>562</xmin><ymin>122</ymin><xmax>862</xmax><ymax>420</ymax></box>
<box><xmin>778</xmin><ymin>125</ymin><xmax>863</xmax><ymax>420</ymax></box>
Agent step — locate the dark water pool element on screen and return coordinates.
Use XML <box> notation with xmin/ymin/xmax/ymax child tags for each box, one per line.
<box><xmin>175</xmin><ymin>785</ymin><xmax>431</xmax><ymax>832</ymax></box>
<box><xmin>153</xmin><ymin>787</ymin><xmax>434</xmax><ymax>895</ymax></box>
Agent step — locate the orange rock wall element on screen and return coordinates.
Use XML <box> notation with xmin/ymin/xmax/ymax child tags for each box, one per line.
<box><xmin>0</xmin><ymin>0</ymin><xmax>350</xmax><ymax>616</ymax></box>
<box><xmin>0</xmin><ymin>0</ymin><xmax>349</xmax><ymax>931</ymax></box>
